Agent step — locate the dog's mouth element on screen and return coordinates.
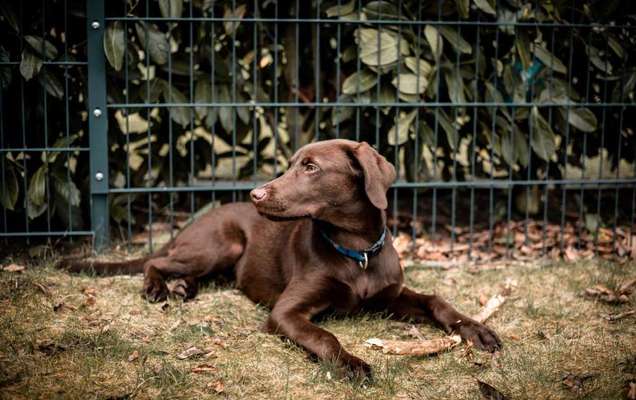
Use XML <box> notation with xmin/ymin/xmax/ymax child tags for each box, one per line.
<box><xmin>254</xmin><ymin>206</ymin><xmax>309</xmax><ymax>220</ymax></box>
<box><xmin>252</xmin><ymin>200</ymin><xmax>309</xmax><ymax>220</ymax></box>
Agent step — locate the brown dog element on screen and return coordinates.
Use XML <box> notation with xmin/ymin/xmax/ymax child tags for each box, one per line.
<box><xmin>61</xmin><ymin>139</ymin><xmax>500</xmax><ymax>377</ymax></box>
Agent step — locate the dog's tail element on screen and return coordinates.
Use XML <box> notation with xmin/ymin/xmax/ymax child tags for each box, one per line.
<box><xmin>56</xmin><ymin>256</ymin><xmax>148</xmax><ymax>275</ymax></box>
<box><xmin>56</xmin><ymin>246</ymin><xmax>169</xmax><ymax>276</ymax></box>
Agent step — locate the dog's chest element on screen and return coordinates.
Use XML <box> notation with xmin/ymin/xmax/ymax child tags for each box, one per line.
<box><xmin>351</xmin><ymin>264</ymin><xmax>401</xmax><ymax>302</ymax></box>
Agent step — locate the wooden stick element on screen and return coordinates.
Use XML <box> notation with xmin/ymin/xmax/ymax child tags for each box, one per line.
<box><xmin>365</xmin><ymin>293</ymin><xmax>507</xmax><ymax>356</ymax></box>
<box><xmin>364</xmin><ymin>335</ymin><xmax>461</xmax><ymax>356</ymax></box>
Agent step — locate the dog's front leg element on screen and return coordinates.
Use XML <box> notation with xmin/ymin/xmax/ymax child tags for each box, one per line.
<box><xmin>266</xmin><ymin>277</ymin><xmax>372</xmax><ymax>379</ymax></box>
<box><xmin>387</xmin><ymin>287</ymin><xmax>502</xmax><ymax>352</ymax></box>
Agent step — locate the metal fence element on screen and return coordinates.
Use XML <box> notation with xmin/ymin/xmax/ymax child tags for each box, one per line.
<box><xmin>0</xmin><ymin>0</ymin><xmax>635</xmax><ymax>261</ymax></box>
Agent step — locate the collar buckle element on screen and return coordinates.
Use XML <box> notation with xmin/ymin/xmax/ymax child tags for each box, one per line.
<box><xmin>358</xmin><ymin>253</ymin><xmax>369</xmax><ymax>270</ymax></box>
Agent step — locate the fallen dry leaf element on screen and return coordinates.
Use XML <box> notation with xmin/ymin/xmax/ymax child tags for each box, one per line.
<box><xmin>364</xmin><ymin>335</ymin><xmax>461</xmax><ymax>356</ymax></box>
<box><xmin>84</xmin><ymin>295</ymin><xmax>97</xmax><ymax>307</ymax></box>
<box><xmin>584</xmin><ymin>285</ymin><xmax>630</xmax><ymax>304</ymax></box>
<box><xmin>191</xmin><ymin>364</ymin><xmax>218</xmax><ymax>374</ymax></box>
<box><xmin>2</xmin><ymin>264</ymin><xmax>25</xmax><ymax>273</ymax></box>
<box><xmin>128</xmin><ymin>350</ymin><xmax>139</xmax><ymax>362</ymax></box>
<box><xmin>37</xmin><ymin>341</ymin><xmax>66</xmax><ymax>356</ymax></box>
<box><xmin>177</xmin><ymin>346</ymin><xmax>205</xmax><ymax>360</ymax></box>
<box><xmin>478</xmin><ymin>379</ymin><xmax>508</xmax><ymax>400</ymax></box>
<box><xmin>207</xmin><ymin>379</ymin><xmax>225</xmax><ymax>393</ymax></box>
<box><xmin>627</xmin><ymin>381</ymin><xmax>636</xmax><ymax>400</ymax></box>
<box><xmin>33</xmin><ymin>282</ymin><xmax>51</xmax><ymax>295</ymax></box>
<box><xmin>562</xmin><ymin>372</ymin><xmax>596</xmax><ymax>393</ymax></box>
<box><xmin>82</xmin><ymin>287</ymin><xmax>97</xmax><ymax>296</ymax></box>
<box><xmin>393</xmin><ymin>233</ymin><xmax>411</xmax><ymax>257</ymax></box>
<box><xmin>53</xmin><ymin>302</ymin><xmax>77</xmax><ymax>312</ymax></box>
<box><xmin>601</xmin><ymin>309</ymin><xmax>635</xmax><ymax>322</ymax></box>
<box><xmin>618</xmin><ymin>278</ymin><xmax>636</xmax><ymax>296</ymax></box>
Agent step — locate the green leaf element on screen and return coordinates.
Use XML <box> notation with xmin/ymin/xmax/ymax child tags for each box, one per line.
<box><xmin>513</xmin><ymin>128</ymin><xmax>529</xmax><ymax>167</ymax></box>
<box><xmin>24</xmin><ymin>35</ymin><xmax>58</xmax><ymax>59</ymax></box>
<box><xmin>500</xmin><ymin>129</ymin><xmax>515</xmax><ymax>166</ymax></box>
<box><xmin>162</xmin><ymin>84</ymin><xmax>190</xmax><ymax>128</ymax></box>
<box><xmin>48</xmin><ymin>134</ymin><xmax>78</xmax><ymax>163</ymax></box>
<box><xmin>223</xmin><ymin>4</ymin><xmax>247</xmax><ymax>35</ymax></box>
<box><xmin>0</xmin><ymin>163</ymin><xmax>18</xmax><ymax>210</ymax></box>
<box><xmin>217</xmin><ymin>85</ymin><xmax>233</xmax><ymax>133</ymax></box>
<box><xmin>342</xmin><ymin>69</ymin><xmax>377</xmax><ymax>95</ymax></box>
<box><xmin>438</xmin><ymin>26</ymin><xmax>472</xmax><ymax>55</ymax></box>
<box><xmin>0</xmin><ymin>3</ymin><xmax>19</xmax><ymax>32</ymax></box>
<box><xmin>437</xmin><ymin>110</ymin><xmax>458</xmax><ymax>149</ymax></box>
<box><xmin>404</xmin><ymin>57</ymin><xmax>433</xmax><ymax>80</ymax></box>
<box><xmin>566</xmin><ymin>107</ymin><xmax>597</xmax><ymax>133</ymax></box>
<box><xmin>444</xmin><ymin>69</ymin><xmax>466</xmax><ymax>105</ymax></box>
<box><xmin>418</xmin><ymin>120</ymin><xmax>436</xmax><ymax>148</ymax></box>
<box><xmin>195</xmin><ymin>77</ymin><xmax>213</xmax><ymax>120</ymax></box>
<box><xmin>326</xmin><ymin>0</ymin><xmax>355</xmax><ymax>17</ymax></box>
<box><xmin>530</xmin><ymin>106</ymin><xmax>556</xmax><ymax>161</ymax></box>
<box><xmin>455</xmin><ymin>0</ymin><xmax>470</xmax><ymax>18</ymax></box>
<box><xmin>158</xmin><ymin>0</ymin><xmax>183</xmax><ymax>18</ymax></box>
<box><xmin>586</xmin><ymin>45</ymin><xmax>613</xmax><ymax>75</ymax></box>
<box><xmin>51</xmin><ymin>169</ymin><xmax>80</xmax><ymax>207</ymax></box>
<box><xmin>392</xmin><ymin>73</ymin><xmax>427</xmax><ymax>95</ymax></box>
<box><xmin>38</xmin><ymin>70</ymin><xmax>64</xmax><ymax>99</ymax></box>
<box><xmin>533</xmin><ymin>44</ymin><xmax>566</xmax><ymax>74</ymax></box>
<box><xmin>474</xmin><ymin>0</ymin><xmax>496</xmax><ymax>15</ymax></box>
<box><xmin>515</xmin><ymin>30</ymin><xmax>532</xmax><ymax>72</ymax></box>
<box><xmin>0</xmin><ymin>46</ymin><xmax>12</xmax><ymax>89</ymax></box>
<box><xmin>356</xmin><ymin>28</ymin><xmax>400</xmax><ymax>66</ymax></box>
<box><xmin>19</xmin><ymin>49</ymin><xmax>42</xmax><ymax>81</ymax></box>
<box><xmin>135</xmin><ymin>22</ymin><xmax>169</xmax><ymax>65</ymax></box>
<box><xmin>424</xmin><ymin>25</ymin><xmax>442</xmax><ymax>59</ymax></box>
<box><xmin>584</xmin><ymin>213</ymin><xmax>600</xmax><ymax>232</ymax></box>
<box><xmin>27</xmin><ymin>164</ymin><xmax>48</xmax><ymax>219</ymax></box>
<box><xmin>104</xmin><ymin>21</ymin><xmax>125</xmax><ymax>71</ymax></box>
<box><xmin>27</xmin><ymin>200</ymin><xmax>47</xmax><ymax>220</ymax></box>
<box><xmin>363</xmin><ymin>1</ymin><xmax>401</xmax><ymax>19</ymax></box>
<box><xmin>387</xmin><ymin>109</ymin><xmax>417</xmax><ymax>145</ymax></box>
<box><xmin>332</xmin><ymin>97</ymin><xmax>354</xmax><ymax>125</ymax></box>
<box><xmin>139</xmin><ymin>78</ymin><xmax>165</xmax><ymax>103</ymax></box>
<box><xmin>607</xmin><ymin>35</ymin><xmax>624</xmax><ymax>59</ymax></box>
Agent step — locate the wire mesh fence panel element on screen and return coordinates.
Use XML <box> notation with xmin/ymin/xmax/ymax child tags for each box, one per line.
<box><xmin>0</xmin><ymin>0</ymin><xmax>92</xmax><ymax>242</ymax></box>
<box><xmin>0</xmin><ymin>0</ymin><xmax>634</xmax><ymax>262</ymax></box>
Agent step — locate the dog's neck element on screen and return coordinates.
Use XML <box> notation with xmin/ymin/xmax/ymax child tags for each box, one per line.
<box><xmin>315</xmin><ymin>202</ymin><xmax>387</xmax><ymax>251</ymax></box>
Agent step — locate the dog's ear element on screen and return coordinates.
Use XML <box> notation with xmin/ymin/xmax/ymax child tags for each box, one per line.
<box><xmin>350</xmin><ymin>142</ymin><xmax>396</xmax><ymax>209</ymax></box>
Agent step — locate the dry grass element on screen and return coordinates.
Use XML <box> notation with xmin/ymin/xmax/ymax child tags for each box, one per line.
<box><xmin>0</xmin><ymin>255</ymin><xmax>634</xmax><ymax>399</ymax></box>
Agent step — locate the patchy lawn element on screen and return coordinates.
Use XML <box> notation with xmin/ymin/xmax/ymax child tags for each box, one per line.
<box><xmin>0</xmin><ymin>256</ymin><xmax>634</xmax><ymax>399</ymax></box>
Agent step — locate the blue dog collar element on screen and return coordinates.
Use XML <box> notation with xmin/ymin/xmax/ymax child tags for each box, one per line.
<box><xmin>319</xmin><ymin>226</ymin><xmax>387</xmax><ymax>270</ymax></box>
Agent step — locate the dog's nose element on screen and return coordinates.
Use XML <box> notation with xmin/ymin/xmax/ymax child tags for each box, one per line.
<box><xmin>250</xmin><ymin>187</ymin><xmax>267</xmax><ymax>202</ymax></box>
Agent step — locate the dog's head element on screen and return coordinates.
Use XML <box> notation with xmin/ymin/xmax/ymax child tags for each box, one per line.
<box><xmin>250</xmin><ymin>139</ymin><xmax>396</xmax><ymax>219</ymax></box>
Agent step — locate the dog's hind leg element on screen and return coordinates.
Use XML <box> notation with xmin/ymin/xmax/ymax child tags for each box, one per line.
<box><xmin>142</xmin><ymin>257</ymin><xmax>188</xmax><ymax>302</ymax></box>
<box><xmin>142</xmin><ymin>237</ymin><xmax>246</xmax><ymax>302</ymax></box>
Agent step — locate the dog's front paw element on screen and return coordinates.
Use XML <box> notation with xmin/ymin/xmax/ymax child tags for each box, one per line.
<box><xmin>455</xmin><ymin>319</ymin><xmax>502</xmax><ymax>352</ymax></box>
<box><xmin>342</xmin><ymin>354</ymin><xmax>373</xmax><ymax>381</ymax></box>
<box><xmin>168</xmin><ymin>278</ymin><xmax>198</xmax><ymax>300</ymax></box>
<box><xmin>143</xmin><ymin>277</ymin><xmax>168</xmax><ymax>303</ymax></box>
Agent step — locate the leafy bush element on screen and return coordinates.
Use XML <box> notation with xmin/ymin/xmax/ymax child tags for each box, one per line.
<box><xmin>0</xmin><ymin>0</ymin><xmax>634</xmax><ymax>232</ymax></box>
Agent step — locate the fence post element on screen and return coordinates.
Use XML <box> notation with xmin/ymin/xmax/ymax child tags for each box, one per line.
<box><xmin>86</xmin><ymin>0</ymin><xmax>109</xmax><ymax>251</ymax></box>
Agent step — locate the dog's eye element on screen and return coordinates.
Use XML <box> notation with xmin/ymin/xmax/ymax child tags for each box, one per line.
<box><xmin>304</xmin><ymin>163</ymin><xmax>319</xmax><ymax>173</ymax></box>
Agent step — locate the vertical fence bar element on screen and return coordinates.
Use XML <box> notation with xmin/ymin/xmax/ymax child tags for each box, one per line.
<box><xmin>86</xmin><ymin>0</ymin><xmax>109</xmax><ymax>251</ymax></box>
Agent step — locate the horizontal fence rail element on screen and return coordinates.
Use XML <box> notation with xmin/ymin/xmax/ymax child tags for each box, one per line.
<box><xmin>0</xmin><ymin>0</ymin><xmax>634</xmax><ymax>263</ymax></box>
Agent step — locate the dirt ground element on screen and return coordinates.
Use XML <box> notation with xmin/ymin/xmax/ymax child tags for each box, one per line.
<box><xmin>0</xmin><ymin>255</ymin><xmax>634</xmax><ymax>399</ymax></box>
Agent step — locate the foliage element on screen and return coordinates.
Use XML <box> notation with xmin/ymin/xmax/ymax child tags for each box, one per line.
<box><xmin>0</xmin><ymin>0</ymin><xmax>634</xmax><ymax>232</ymax></box>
